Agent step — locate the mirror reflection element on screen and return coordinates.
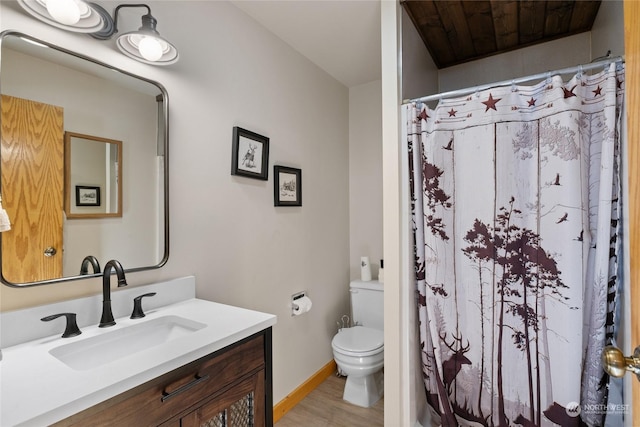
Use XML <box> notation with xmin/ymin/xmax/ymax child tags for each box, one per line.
<box><xmin>0</xmin><ymin>31</ymin><xmax>169</xmax><ymax>286</ymax></box>
<box><xmin>65</xmin><ymin>132</ymin><xmax>122</xmax><ymax>219</ymax></box>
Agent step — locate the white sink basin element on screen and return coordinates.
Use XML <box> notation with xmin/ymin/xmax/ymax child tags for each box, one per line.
<box><xmin>49</xmin><ymin>315</ymin><xmax>206</xmax><ymax>370</ymax></box>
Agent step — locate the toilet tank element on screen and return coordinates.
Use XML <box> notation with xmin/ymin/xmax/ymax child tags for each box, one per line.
<box><xmin>350</xmin><ymin>280</ymin><xmax>384</xmax><ymax>330</ymax></box>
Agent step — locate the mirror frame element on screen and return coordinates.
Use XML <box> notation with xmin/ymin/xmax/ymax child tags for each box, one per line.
<box><xmin>64</xmin><ymin>131</ymin><xmax>123</xmax><ymax>219</ymax></box>
<box><xmin>0</xmin><ymin>31</ymin><xmax>170</xmax><ymax>287</ymax></box>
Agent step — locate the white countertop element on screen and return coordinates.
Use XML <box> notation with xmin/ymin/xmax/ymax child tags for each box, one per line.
<box><xmin>0</xmin><ymin>278</ymin><xmax>277</xmax><ymax>427</ymax></box>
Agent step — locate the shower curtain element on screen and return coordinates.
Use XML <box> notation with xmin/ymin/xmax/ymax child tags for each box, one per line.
<box><xmin>407</xmin><ymin>63</ymin><xmax>624</xmax><ymax>427</ymax></box>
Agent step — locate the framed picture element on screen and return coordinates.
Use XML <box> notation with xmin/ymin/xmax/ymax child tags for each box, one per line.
<box><xmin>231</xmin><ymin>127</ymin><xmax>269</xmax><ymax>180</ymax></box>
<box><xmin>75</xmin><ymin>185</ymin><xmax>101</xmax><ymax>207</ymax></box>
<box><xmin>274</xmin><ymin>166</ymin><xmax>302</xmax><ymax>206</ymax></box>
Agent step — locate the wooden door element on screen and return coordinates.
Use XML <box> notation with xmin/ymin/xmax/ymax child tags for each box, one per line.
<box><xmin>624</xmin><ymin>1</ymin><xmax>640</xmax><ymax>424</ymax></box>
<box><xmin>0</xmin><ymin>94</ymin><xmax>64</xmax><ymax>283</ymax></box>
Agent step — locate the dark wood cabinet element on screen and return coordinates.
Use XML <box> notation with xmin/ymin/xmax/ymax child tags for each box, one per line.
<box><xmin>172</xmin><ymin>370</ymin><xmax>265</xmax><ymax>427</ymax></box>
<box><xmin>55</xmin><ymin>328</ymin><xmax>273</xmax><ymax>427</ymax></box>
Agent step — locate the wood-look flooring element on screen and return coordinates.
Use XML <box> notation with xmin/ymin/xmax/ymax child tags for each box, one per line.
<box><xmin>275</xmin><ymin>374</ymin><xmax>384</xmax><ymax>427</ymax></box>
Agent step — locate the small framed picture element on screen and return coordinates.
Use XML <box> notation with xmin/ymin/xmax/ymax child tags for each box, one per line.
<box><xmin>75</xmin><ymin>185</ymin><xmax>101</xmax><ymax>207</ymax></box>
<box><xmin>231</xmin><ymin>127</ymin><xmax>269</xmax><ymax>180</ymax></box>
<box><xmin>274</xmin><ymin>166</ymin><xmax>302</xmax><ymax>206</ymax></box>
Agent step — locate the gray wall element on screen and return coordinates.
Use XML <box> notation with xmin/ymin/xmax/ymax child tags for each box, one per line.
<box><xmin>0</xmin><ymin>0</ymin><xmax>350</xmax><ymax>404</ymax></box>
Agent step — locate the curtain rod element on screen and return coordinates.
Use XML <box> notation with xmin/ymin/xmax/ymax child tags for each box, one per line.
<box><xmin>403</xmin><ymin>55</ymin><xmax>625</xmax><ymax>105</ymax></box>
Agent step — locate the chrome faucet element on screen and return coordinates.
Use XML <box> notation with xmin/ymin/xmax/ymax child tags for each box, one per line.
<box><xmin>80</xmin><ymin>255</ymin><xmax>101</xmax><ymax>275</ymax></box>
<box><xmin>99</xmin><ymin>260</ymin><xmax>128</xmax><ymax>328</ymax></box>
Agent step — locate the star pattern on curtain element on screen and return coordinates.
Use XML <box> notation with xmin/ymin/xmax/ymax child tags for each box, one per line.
<box><xmin>482</xmin><ymin>93</ymin><xmax>501</xmax><ymax>111</ymax></box>
<box><xmin>416</xmin><ymin>68</ymin><xmax>625</xmax><ymax>125</ymax></box>
<box><xmin>562</xmin><ymin>84</ymin><xmax>577</xmax><ymax>98</ymax></box>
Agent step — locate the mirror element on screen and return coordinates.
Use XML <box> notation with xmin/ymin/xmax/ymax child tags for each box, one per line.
<box><xmin>64</xmin><ymin>132</ymin><xmax>123</xmax><ymax>219</ymax></box>
<box><xmin>0</xmin><ymin>31</ymin><xmax>169</xmax><ymax>287</ymax></box>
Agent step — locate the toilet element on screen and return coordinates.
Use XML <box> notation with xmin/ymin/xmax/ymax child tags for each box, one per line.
<box><xmin>331</xmin><ymin>280</ymin><xmax>384</xmax><ymax>407</ymax></box>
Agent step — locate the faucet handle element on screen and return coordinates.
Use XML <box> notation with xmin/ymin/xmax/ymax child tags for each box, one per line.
<box><xmin>41</xmin><ymin>313</ymin><xmax>82</xmax><ymax>338</ymax></box>
<box><xmin>131</xmin><ymin>292</ymin><xmax>157</xmax><ymax>319</ymax></box>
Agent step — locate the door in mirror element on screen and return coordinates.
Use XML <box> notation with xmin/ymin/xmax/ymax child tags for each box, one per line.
<box><xmin>1</xmin><ymin>95</ymin><xmax>64</xmax><ymax>284</ymax></box>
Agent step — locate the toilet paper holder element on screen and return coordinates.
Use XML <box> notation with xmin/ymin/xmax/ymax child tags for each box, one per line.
<box><xmin>291</xmin><ymin>291</ymin><xmax>309</xmax><ymax>316</ymax></box>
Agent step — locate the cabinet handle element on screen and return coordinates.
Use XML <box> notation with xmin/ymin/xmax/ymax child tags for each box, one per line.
<box><xmin>161</xmin><ymin>374</ymin><xmax>210</xmax><ymax>402</ymax></box>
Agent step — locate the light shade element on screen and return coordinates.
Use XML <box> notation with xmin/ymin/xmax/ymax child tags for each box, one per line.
<box><xmin>115</xmin><ymin>12</ymin><xmax>178</xmax><ymax>65</ymax></box>
<box><xmin>116</xmin><ymin>32</ymin><xmax>178</xmax><ymax>66</ymax></box>
<box><xmin>17</xmin><ymin>0</ymin><xmax>108</xmax><ymax>33</ymax></box>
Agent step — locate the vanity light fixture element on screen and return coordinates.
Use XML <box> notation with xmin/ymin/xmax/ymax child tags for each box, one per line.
<box><xmin>16</xmin><ymin>1</ymin><xmax>179</xmax><ymax>65</ymax></box>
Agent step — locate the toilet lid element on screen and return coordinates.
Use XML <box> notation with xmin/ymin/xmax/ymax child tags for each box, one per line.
<box><xmin>332</xmin><ymin>326</ymin><xmax>383</xmax><ymax>353</ymax></box>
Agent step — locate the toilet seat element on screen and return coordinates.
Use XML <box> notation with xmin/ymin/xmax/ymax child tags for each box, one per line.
<box><xmin>332</xmin><ymin>326</ymin><xmax>383</xmax><ymax>357</ymax></box>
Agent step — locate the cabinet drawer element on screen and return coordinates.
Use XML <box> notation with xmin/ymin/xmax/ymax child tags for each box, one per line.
<box><xmin>57</xmin><ymin>334</ymin><xmax>265</xmax><ymax>427</ymax></box>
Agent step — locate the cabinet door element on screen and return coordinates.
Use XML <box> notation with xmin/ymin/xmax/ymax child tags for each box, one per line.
<box><xmin>181</xmin><ymin>370</ymin><xmax>265</xmax><ymax>427</ymax></box>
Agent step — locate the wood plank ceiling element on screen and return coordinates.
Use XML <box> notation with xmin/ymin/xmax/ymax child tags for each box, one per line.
<box><xmin>401</xmin><ymin>0</ymin><xmax>602</xmax><ymax>69</ymax></box>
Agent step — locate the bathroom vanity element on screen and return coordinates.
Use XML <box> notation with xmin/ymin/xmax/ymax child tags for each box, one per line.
<box><xmin>56</xmin><ymin>330</ymin><xmax>270</xmax><ymax>426</ymax></box>
<box><xmin>0</xmin><ymin>277</ymin><xmax>277</xmax><ymax>426</ymax></box>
